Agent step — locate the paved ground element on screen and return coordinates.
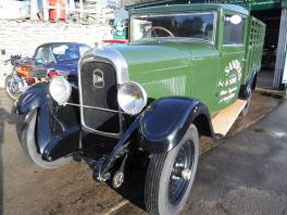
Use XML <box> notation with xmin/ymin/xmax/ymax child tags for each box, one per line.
<box><xmin>116</xmin><ymin>97</ymin><xmax>287</xmax><ymax>215</ymax></box>
<box><xmin>257</xmin><ymin>69</ymin><xmax>274</xmax><ymax>89</ymax></box>
<box><xmin>0</xmin><ymin>89</ymin><xmax>285</xmax><ymax>215</ymax></box>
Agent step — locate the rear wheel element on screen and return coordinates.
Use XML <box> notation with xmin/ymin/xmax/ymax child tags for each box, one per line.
<box><xmin>16</xmin><ymin>110</ymin><xmax>71</xmax><ymax>169</ymax></box>
<box><xmin>242</xmin><ymin>91</ymin><xmax>252</xmax><ymax>117</ymax></box>
<box><xmin>145</xmin><ymin>124</ymin><xmax>199</xmax><ymax>215</ymax></box>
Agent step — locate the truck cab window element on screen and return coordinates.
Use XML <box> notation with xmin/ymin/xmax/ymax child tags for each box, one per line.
<box><xmin>223</xmin><ymin>15</ymin><xmax>244</xmax><ymax>45</ymax></box>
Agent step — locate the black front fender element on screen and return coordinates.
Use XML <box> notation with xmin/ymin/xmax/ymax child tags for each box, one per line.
<box><xmin>15</xmin><ymin>83</ymin><xmax>81</xmax><ymax>161</ymax></box>
<box><xmin>138</xmin><ymin>97</ymin><xmax>214</xmax><ymax>153</ymax></box>
<box><xmin>15</xmin><ymin>82</ymin><xmax>49</xmax><ymax>114</ymax></box>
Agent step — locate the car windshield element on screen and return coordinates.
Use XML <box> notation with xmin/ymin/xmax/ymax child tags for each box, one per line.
<box><xmin>51</xmin><ymin>44</ymin><xmax>90</xmax><ymax>62</ymax></box>
<box><xmin>35</xmin><ymin>44</ymin><xmax>90</xmax><ymax>64</ymax></box>
<box><xmin>131</xmin><ymin>12</ymin><xmax>215</xmax><ymax>42</ymax></box>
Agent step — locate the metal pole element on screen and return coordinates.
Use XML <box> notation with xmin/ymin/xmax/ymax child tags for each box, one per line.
<box><xmin>274</xmin><ymin>8</ymin><xmax>287</xmax><ymax>89</ymax></box>
<box><xmin>80</xmin><ymin>0</ymin><xmax>83</xmax><ymax>20</ymax></box>
<box><xmin>65</xmin><ymin>0</ymin><xmax>69</xmax><ymax>20</ymax></box>
<box><xmin>30</xmin><ymin>0</ymin><xmax>38</xmax><ymax>20</ymax></box>
<box><xmin>43</xmin><ymin>0</ymin><xmax>49</xmax><ymax>21</ymax></box>
<box><xmin>284</xmin><ymin>84</ymin><xmax>287</xmax><ymax>99</ymax></box>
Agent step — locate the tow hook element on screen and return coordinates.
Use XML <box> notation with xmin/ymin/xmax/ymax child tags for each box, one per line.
<box><xmin>112</xmin><ymin>154</ymin><xmax>128</xmax><ymax>189</ymax></box>
<box><xmin>112</xmin><ymin>171</ymin><xmax>125</xmax><ymax>188</ymax></box>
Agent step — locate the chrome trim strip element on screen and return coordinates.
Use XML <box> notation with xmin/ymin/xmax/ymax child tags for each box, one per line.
<box><xmin>78</xmin><ymin>47</ymin><xmax>129</xmax><ymax>138</ymax></box>
<box><xmin>65</xmin><ymin>102</ymin><xmax>127</xmax><ymax>114</ymax></box>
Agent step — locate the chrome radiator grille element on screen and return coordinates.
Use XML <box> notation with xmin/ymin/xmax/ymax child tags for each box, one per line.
<box><xmin>79</xmin><ymin>61</ymin><xmax>121</xmax><ymax>135</ymax></box>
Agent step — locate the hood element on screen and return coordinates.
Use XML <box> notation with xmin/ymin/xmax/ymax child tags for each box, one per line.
<box><xmin>113</xmin><ymin>39</ymin><xmax>217</xmax><ymax>76</ymax></box>
<box><xmin>111</xmin><ymin>39</ymin><xmax>218</xmax><ymax>99</ymax></box>
<box><xmin>114</xmin><ymin>40</ymin><xmax>192</xmax><ymax>77</ymax></box>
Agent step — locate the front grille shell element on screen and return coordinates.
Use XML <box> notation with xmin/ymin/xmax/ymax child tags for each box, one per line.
<box><xmin>78</xmin><ymin>48</ymin><xmax>129</xmax><ymax>138</ymax></box>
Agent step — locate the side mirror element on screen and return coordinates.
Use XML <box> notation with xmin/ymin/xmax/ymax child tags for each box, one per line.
<box><xmin>1</xmin><ymin>49</ymin><xmax>6</xmax><ymax>55</ymax></box>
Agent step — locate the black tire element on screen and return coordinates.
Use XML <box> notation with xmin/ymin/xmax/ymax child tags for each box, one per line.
<box><xmin>252</xmin><ymin>73</ymin><xmax>257</xmax><ymax>90</ymax></box>
<box><xmin>16</xmin><ymin>110</ymin><xmax>71</xmax><ymax>169</ymax></box>
<box><xmin>5</xmin><ymin>74</ymin><xmax>21</xmax><ymax>100</ymax></box>
<box><xmin>145</xmin><ymin>124</ymin><xmax>199</xmax><ymax>215</ymax></box>
<box><xmin>241</xmin><ymin>90</ymin><xmax>252</xmax><ymax>117</ymax></box>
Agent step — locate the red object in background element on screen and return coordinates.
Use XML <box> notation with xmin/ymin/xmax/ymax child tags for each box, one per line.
<box><xmin>49</xmin><ymin>0</ymin><xmax>66</xmax><ymax>22</ymax></box>
<box><xmin>48</xmin><ymin>71</ymin><xmax>59</xmax><ymax>79</ymax></box>
<box><xmin>15</xmin><ymin>64</ymin><xmax>36</xmax><ymax>84</ymax></box>
<box><xmin>103</xmin><ymin>39</ymin><xmax>129</xmax><ymax>44</ymax></box>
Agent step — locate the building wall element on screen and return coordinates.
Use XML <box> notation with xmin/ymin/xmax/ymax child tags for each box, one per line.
<box><xmin>0</xmin><ymin>0</ymin><xmax>30</xmax><ymax>20</ymax></box>
<box><xmin>0</xmin><ymin>20</ymin><xmax>112</xmax><ymax>88</ymax></box>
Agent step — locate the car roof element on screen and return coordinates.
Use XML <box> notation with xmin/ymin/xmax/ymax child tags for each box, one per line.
<box><xmin>130</xmin><ymin>3</ymin><xmax>249</xmax><ymax>16</ymax></box>
<box><xmin>38</xmin><ymin>42</ymin><xmax>90</xmax><ymax>48</ymax></box>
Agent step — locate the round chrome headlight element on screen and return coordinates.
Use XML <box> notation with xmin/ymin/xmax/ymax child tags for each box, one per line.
<box><xmin>49</xmin><ymin>76</ymin><xmax>72</xmax><ymax>105</ymax></box>
<box><xmin>117</xmin><ymin>81</ymin><xmax>147</xmax><ymax>115</ymax></box>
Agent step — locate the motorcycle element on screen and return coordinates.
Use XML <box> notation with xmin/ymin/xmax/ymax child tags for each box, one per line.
<box><xmin>4</xmin><ymin>55</ymin><xmax>47</xmax><ymax>100</ymax></box>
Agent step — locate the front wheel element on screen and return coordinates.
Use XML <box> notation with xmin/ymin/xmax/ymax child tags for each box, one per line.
<box><xmin>16</xmin><ymin>110</ymin><xmax>72</xmax><ymax>169</ymax></box>
<box><xmin>145</xmin><ymin>124</ymin><xmax>199</xmax><ymax>215</ymax></box>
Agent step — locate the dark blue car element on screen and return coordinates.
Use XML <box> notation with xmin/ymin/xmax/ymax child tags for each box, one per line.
<box><xmin>5</xmin><ymin>42</ymin><xmax>91</xmax><ymax>100</ymax></box>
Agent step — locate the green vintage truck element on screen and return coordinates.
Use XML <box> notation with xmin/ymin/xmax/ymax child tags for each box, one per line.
<box><xmin>14</xmin><ymin>3</ymin><xmax>265</xmax><ymax>215</ymax></box>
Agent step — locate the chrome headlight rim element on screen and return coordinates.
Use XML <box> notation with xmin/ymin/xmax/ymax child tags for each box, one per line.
<box><xmin>49</xmin><ymin>76</ymin><xmax>72</xmax><ymax>106</ymax></box>
<box><xmin>117</xmin><ymin>81</ymin><xmax>147</xmax><ymax>115</ymax></box>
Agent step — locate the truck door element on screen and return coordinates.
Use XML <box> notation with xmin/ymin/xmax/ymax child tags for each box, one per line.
<box><xmin>217</xmin><ymin>13</ymin><xmax>247</xmax><ymax>111</ymax></box>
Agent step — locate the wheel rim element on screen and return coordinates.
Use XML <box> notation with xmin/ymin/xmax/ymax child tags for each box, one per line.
<box><xmin>6</xmin><ymin>76</ymin><xmax>21</xmax><ymax>98</ymax></box>
<box><xmin>168</xmin><ymin>139</ymin><xmax>194</xmax><ymax>205</ymax></box>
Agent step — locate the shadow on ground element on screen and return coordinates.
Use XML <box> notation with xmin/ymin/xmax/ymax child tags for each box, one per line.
<box><xmin>0</xmin><ymin>93</ymin><xmax>15</xmax><ymax>214</ymax></box>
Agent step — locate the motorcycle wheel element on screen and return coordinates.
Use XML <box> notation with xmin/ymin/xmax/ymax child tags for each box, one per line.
<box><xmin>16</xmin><ymin>110</ymin><xmax>72</xmax><ymax>169</ymax></box>
<box><xmin>5</xmin><ymin>74</ymin><xmax>22</xmax><ymax>100</ymax></box>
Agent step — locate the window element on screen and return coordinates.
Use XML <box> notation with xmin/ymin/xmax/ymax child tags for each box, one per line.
<box><xmin>35</xmin><ymin>47</ymin><xmax>54</xmax><ymax>64</ymax></box>
<box><xmin>131</xmin><ymin>13</ymin><xmax>215</xmax><ymax>42</ymax></box>
<box><xmin>223</xmin><ymin>15</ymin><xmax>244</xmax><ymax>45</ymax></box>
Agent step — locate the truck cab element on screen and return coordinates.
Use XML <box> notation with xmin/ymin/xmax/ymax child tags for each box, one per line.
<box><xmin>128</xmin><ymin>4</ymin><xmax>265</xmax><ymax>113</ymax></box>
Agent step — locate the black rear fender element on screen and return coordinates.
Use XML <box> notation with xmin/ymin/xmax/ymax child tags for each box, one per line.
<box><xmin>138</xmin><ymin>97</ymin><xmax>215</xmax><ymax>153</ymax></box>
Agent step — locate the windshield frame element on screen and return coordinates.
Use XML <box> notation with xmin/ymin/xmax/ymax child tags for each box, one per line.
<box><xmin>130</xmin><ymin>11</ymin><xmax>218</xmax><ymax>44</ymax></box>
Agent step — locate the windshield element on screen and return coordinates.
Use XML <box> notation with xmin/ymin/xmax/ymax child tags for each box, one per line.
<box><xmin>51</xmin><ymin>44</ymin><xmax>90</xmax><ymax>62</ymax></box>
<box><xmin>35</xmin><ymin>44</ymin><xmax>90</xmax><ymax>64</ymax></box>
<box><xmin>131</xmin><ymin>12</ymin><xmax>215</xmax><ymax>42</ymax></box>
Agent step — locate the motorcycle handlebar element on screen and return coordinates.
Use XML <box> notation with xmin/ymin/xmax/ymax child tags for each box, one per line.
<box><xmin>4</xmin><ymin>55</ymin><xmax>22</xmax><ymax>65</ymax></box>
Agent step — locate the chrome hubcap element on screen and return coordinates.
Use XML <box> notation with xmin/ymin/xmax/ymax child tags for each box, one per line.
<box><xmin>181</xmin><ymin>168</ymin><xmax>192</xmax><ymax>180</ymax></box>
<box><xmin>168</xmin><ymin>139</ymin><xmax>194</xmax><ymax>204</ymax></box>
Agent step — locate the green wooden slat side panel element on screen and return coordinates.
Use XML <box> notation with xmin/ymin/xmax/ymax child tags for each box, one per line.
<box><xmin>201</xmin><ymin>0</ymin><xmax>281</xmax><ymax>11</ymax></box>
<box><xmin>127</xmin><ymin>0</ymin><xmax>282</xmax><ymax>11</ymax></box>
<box><xmin>244</xmin><ymin>15</ymin><xmax>266</xmax><ymax>83</ymax></box>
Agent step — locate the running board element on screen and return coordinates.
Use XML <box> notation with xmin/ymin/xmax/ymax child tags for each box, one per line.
<box><xmin>211</xmin><ymin>99</ymin><xmax>247</xmax><ymax>137</ymax></box>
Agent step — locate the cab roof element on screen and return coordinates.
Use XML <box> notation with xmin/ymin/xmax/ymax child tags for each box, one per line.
<box><xmin>130</xmin><ymin>3</ymin><xmax>249</xmax><ymax>16</ymax></box>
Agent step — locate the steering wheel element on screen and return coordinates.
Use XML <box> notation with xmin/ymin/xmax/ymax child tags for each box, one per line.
<box><xmin>143</xmin><ymin>26</ymin><xmax>174</xmax><ymax>38</ymax></box>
